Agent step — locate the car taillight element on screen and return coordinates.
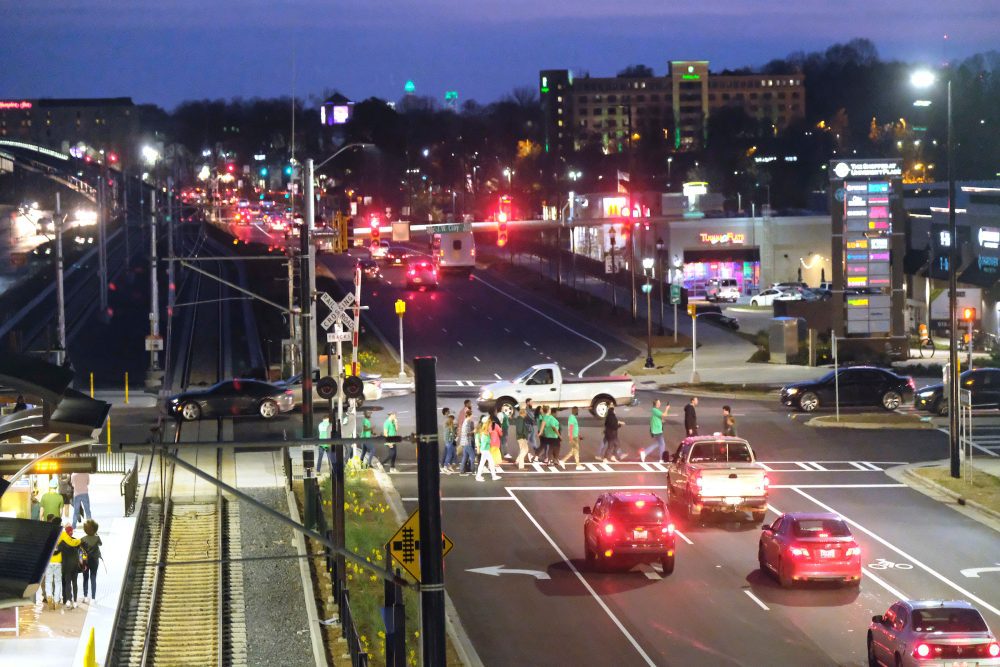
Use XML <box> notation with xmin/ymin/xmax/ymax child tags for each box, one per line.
<box><xmin>408</xmin><ymin>269</ymin><xmax>416</xmax><ymax>276</ymax></box>
<box><xmin>604</xmin><ymin>523</ymin><xmax>615</xmax><ymax>536</ymax></box>
<box><xmin>985</xmin><ymin>642</ymin><xmax>1000</xmax><ymax>657</ymax></box>
<box><xmin>662</xmin><ymin>523</ymin><xmax>675</xmax><ymax>535</ymax></box>
<box><xmin>284</xmin><ymin>390</ymin><xmax>293</xmax><ymax>396</ymax></box>
<box><xmin>693</xmin><ymin>474</ymin><xmax>704</xmax><ymax>489</ymax></box>
<box><xmin>914</xmin><ymin>643</ymin><xmax>931</xmax><ymax>659</ymax></box>
<box><xmin>789</xmin><ymin>546</ymin><xmax>810</xmax><ymax>558</ymax></box>
<box><xmin>845</xmin><ymin>544</ymin><xmax>861</xmax><ymax>557</ymax></box>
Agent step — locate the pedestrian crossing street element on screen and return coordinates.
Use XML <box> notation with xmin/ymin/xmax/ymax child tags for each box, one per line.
<box><xmin>395</xmin><ymin>460</ymin><xmax>905</xmax><ymax>475</ymax></box>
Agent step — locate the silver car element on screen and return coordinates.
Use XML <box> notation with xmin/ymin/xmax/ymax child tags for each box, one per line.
<box><xmin>868</xmin><ymin>600</ymin><xmax>1000</xmax><ymax>666</ymax></box>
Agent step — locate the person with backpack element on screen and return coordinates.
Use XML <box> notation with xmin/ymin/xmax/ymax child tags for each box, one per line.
<box><xmin>58</xmin><ymin>473</ymin><xmax>73</xmax><ymax>521</ymax></box>
<box><xmin>79</xmin><ymin>519</ymin><xmax>102</xmax><ymax>605</ymax></box>
<box><xmin>56</xmin><ymin>524</ymin><xmax>82</xmax><ymax>608</ymax></box>
<box><xmin>440</xmin><ymin>414</ymin><xmax>458</xmax><ymax>473</ymax></box>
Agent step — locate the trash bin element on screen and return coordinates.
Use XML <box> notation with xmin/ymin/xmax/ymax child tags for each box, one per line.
<box><xmin>769</xmin><ymin>317</ymin><xmax>806</xmax><ymax>364</ymax></box>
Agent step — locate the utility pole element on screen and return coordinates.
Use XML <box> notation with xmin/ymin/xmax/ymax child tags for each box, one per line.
<box><xmin>122</xmin><ymin>169</ymin><xmax>130</xmax><ymax>264</ymax></box>
<box><xmin>147</xmin><ymin>190</ymin><xmax>162</xmax><ymax>388</ymax></box>
<box><xmin>164</xmin><ymin>178</ymin><xmax>177</xmax><ymax>393</ymax></box>
<box><xmin>98</xmin><ymin>163</ymin><xmax>109</xmax><ymax>318</ymax></box>
<box><xmin>299</xmin><ymin>204</ymin><xmax>315</xmax><ymax>437</ymax></box>
<box><xmin>414</xmin><ymin>356</ymin><xmax>445</xmax><ymax>667</ymax></box>
<box><xmin>55</xmin><ymin>193</ymin><xmax>66</xmax><ymax>367</ymax></box>
<box><xmin>306</xmin><ymin>159</ymin><xmax>319</xmax><ymax>373</ymax></box>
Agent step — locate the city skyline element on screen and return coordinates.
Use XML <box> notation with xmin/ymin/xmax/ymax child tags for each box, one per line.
<box><xmin>1</xmin><ymin>0</ymin><xmax>996</xmax><ymax>108</ymax></box>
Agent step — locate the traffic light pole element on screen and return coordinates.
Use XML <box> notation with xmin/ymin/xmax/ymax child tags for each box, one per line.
<box><xmin>414</xmin><ymin>356</ymin><xmax>445</xmax><ymax>667</ymax></box>
<box><xmin>306</xmin><ymin>159</ymin><xmax>319</xmax><ymax>373</ymax></box>
<box><xmin>947</xmin><ymin>77</ymin><xmax>960</xmax><ymax>480</ymax></box>
<box><xmin>300</xmin><ymin>208</ymin><xmax>315</xmax><ymax>437</ymax></box>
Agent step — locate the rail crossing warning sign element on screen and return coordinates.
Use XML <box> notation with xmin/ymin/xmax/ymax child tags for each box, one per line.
<box><xmin>386</xmin><ymin>509</ymin><xmax>454</xmax><ymax>582</ymax></box>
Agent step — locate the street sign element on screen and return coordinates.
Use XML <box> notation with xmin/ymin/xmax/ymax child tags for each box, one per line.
<box><xmin>670</xmin><ymin>284</ymin><xmax>682</xmax><ymax>305</ymax></box>
<box><xmin>327</xmin><ymin>331</ymin><xmax>351</xmax><ymax>343</ymax></box>
<box><xmin>427</xmin><ymin>223</ymin><xmax>471</xmax><ymax>233</ymax></box>
<box><xmin>386</xmin><ymin>509</ymin><xmax>454</xmax><ymax>582</ymax></box>
<box><xmin>144</xmin><ymin>335</ymin><xmax>164</xmax><ymax>351</ymax></box>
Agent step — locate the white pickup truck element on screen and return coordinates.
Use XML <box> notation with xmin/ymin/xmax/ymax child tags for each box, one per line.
<box><xmin>477</xmin><ymin>363</ymin><xmax>635</xmax><ymax>418</ymax></box>
<box><xmin>666</xmin><ymin>436</ymin><xmax>769</xmax><ymax>524</ymax></box>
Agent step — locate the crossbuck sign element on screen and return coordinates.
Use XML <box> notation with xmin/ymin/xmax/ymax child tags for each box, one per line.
<box><xmin>319</xmin><ymin>292</ymin><xmax>356</xmax><ymax>331</ymax></box>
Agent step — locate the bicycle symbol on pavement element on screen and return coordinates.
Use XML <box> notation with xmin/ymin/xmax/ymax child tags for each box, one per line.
<box><xmin>868</xmin><ymin>558</ymin><xmax>913</xmax><ymax>570</ymax></box>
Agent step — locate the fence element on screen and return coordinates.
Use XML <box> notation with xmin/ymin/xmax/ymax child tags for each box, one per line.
<box><xmin>96</xmin><ymin>451</ymin><xmax>129</xmax><ymax>474</ymax></box>
<box><xmin>120</xmin><ymin>459</ymin><xmax>139</xmax><ymax>517</ymax></box>
<box><xmin>339</xmin><ymin>589</ymin><xmax>369</xmax><ymax>667</ymax></box>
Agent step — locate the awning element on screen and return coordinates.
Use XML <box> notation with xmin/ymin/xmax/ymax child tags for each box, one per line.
<box><xmin>683</xmin><ymin>248</ymin><xmax>761</xmax><ymax>263</ymax></box>
<box><xmin>49</xmin><ymin>389</ymin><xmax>111</xmax><ymax>439</ymax></box>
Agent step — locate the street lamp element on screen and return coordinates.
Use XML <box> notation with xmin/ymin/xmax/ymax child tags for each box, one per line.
<box><xmin>503</xmin><ymin>167</ymin><xmax>513</xmax><ymax>190</ymax></box>
<box><xmin>912</xmin><ymin>67</ymin><xmax>960</xmax><ymax>478</ymax></box>
<box><xmin>642</xmin><ymin>257</ymin><xmax>655</xmax><ymax>368</ymax></box>
<box><xmin>656</xmin><ymin>238</ymin><xmax>666</xmax><ymax>335</ymax></box>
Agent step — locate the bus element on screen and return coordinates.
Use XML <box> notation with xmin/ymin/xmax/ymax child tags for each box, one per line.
<box><xmin>427</xmin><ymin>223</ymin><xmax>475</xmax><ymax>274</ymax></box>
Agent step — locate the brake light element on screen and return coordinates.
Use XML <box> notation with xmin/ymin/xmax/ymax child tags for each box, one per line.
<box><xmin>914</xmin><ymin>643</ymin><xmax>931</xmax><ymax>659</ymax></box>
<box><xmin>845</xmin><ymin>544</ymin><xmax>861</xmax><ymax>557</ymax></box>
<box><xmin>789</xmin><ymin>546</ymin><xmax>810</xmax><ymax>558</ymax></box>
<box><xmin>988</xmin><ymin>642</ymin><xmax>1000</xmax><ymax>658</ymax></box>
<box><xmin>635</xmin><ymin>500</ymin><xmax>645</xmax><ymax>508</ymax></box>
<box><xmin>604</xmin><ymin>523</ymin><xmax>615</xmax><ymax>536</ymax></box>
<box><xmin>662</xmin><ymin>523</ymin><xmax>675</xmax><ymax>535</ymax></box>
<box><xmin>693</xmin><ymin>474</ymin><xmax>704</xmax><ymax>490</ymax></box>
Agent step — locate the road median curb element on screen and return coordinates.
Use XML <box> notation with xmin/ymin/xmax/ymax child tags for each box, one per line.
<box><xmin>805</xmin><ymin>415</ymin><xmax>935</xmax><ymax>430</ymax></box>
<box><xmin>899</xmin><ymin>465</ymin><xmax>1000</xmax><ymax>525</ymax></box>
<box><xmin>372</xmin><ymin>469</ymin><xmax>485</xmax><ymax>667</ymax></box>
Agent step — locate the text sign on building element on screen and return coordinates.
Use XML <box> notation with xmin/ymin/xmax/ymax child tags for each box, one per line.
<box><xmin>698</xmin><ymin>232</ymin><xmax>745</xmax><ymax>245</ymax></box>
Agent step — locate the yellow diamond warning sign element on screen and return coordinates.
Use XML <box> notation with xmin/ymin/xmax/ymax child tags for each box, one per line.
<box><xmin>386</xmin><ymin>509</ymin><xmax>454</xmax><ymax>582</ymax></box>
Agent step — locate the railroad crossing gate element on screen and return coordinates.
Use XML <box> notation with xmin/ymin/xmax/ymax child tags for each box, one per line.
<box><xmin>386</xmin><ymin>509</ymin><xmax>454</xmax><ymax>582</ymax></box>
<box><xmin>319</xmin><ymin>292</ymin><xmax>355</xmax><ymax>332</ymax></box>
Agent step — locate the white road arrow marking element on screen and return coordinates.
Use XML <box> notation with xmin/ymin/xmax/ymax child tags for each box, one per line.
<box><xmin>960</xmin><ymin>564</ymin><xmax>1000</xmax><ymax>578</ymax></box>
<box><xmin>467</xmin><ymin>565</ymin><xmax>551</xmax><ymax>580</ymax></box>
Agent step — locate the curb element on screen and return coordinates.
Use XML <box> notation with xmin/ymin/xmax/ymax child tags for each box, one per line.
<box><xmin>805</xmin><ymin>416</ymin><xmax>935</xmax><ymax>430</ymax></box>
<box><xmin>900</xmin><ymin>465</ymin><xmax>1000</xmax><ymax>524</ymax></box>
<box><xmin>372</xmin><ymin>469</ymin><xmax>485</xmax><ymax>667</ymax></box>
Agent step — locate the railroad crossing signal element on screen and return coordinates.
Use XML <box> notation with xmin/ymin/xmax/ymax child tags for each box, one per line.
<box><xmin>319</xmin><ymin>292</ymin><xmax>355</xmax><ymax>331</ymax></box>
<box><xmin>386</xmin><ymin>509</ymin><xmax>454</xmax><ymax>582</ymax></box>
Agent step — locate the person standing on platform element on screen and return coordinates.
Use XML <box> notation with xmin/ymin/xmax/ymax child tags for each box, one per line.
<box><xmin>71</xmin><ymin>472</ymin><xmax>91</xmax><ymax>527</ymax></box>
<box><xmin>79</xmin><ymin>520</ymin><xmax>103</xmax><ymax>605</ymax></box>
<box><xmin>40</xmin><ymin>478</ymin><xmax>63</xmax><ymax>524</ymax></box>
<box><xmin>56</xmin><ymin>524</ymin><xmax>82</xmax><ymax>608</ymax></box>
<box><xmin>58</xmin><ymin>473</ymin><xmax>73</xmax><ymax>521</ymax></box>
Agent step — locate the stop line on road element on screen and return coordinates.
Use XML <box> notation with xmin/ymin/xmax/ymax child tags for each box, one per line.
<box><xmin>393</xmin><ymin>459</ymin><xmax>906</xmax><ymax>476</ymax></box>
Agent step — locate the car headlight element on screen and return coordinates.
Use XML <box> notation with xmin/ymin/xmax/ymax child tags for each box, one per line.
<box><xmin>480</xmin><ymin>390</ymin><xmax>493</xmax><ymax>400</ymax></box>
<box><xmin>917</xmin><ymin>390</ymin><xmax>936</xmax><ymax>398</ymax></box>
<box><xmin>785</xmin><ymin>388</ymin><xmax>798</xmax><ymax>395</ymax></box>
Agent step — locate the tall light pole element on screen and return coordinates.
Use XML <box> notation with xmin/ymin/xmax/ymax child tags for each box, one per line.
<box><xmin>642</xmin><ymin>257</ymin><xmax>655</xmax><ymax>368</ymax></box>
<box><xmin>54</xmin><ymin>194</ymin><xmax>67</xmax><ymax>367</ymax></box>
<box><xmin>656</xmin><ymin>237</ymin><xmax>665</xmax><ymax>336</ymax></box>
<box><xmin>608</xmin><ymin>228</ymin><xmax>618</xmax><ymax>314</ymax></box>
<box><xmin>912</xmin><ymin>68</ymin><xmax>959</xmax><ymax>478</ymax></box>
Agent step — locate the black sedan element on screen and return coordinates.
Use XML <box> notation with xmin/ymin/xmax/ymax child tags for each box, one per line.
<box><xmin>914</xmin><ymin>367</ymin><xmax>1000</xmax><ymax>415</ymax></box>
<box><xmin>166</xmin><ymin>379</ymin><xmax>296</xmax><ymax>421</ymax></box>
<box><xmin>780</xmin><ymin>366</ymin><xmax>914</xmax><ymax>412</ymax></box>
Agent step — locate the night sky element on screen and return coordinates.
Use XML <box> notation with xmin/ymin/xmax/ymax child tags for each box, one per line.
<box><xmin>2</xmin><ymin>0</ymin><xmax>996</xmax><ymax>109</ymax></box>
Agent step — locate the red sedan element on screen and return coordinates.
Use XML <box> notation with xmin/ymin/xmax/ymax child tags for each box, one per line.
<box><xmin>758</xmin><ymin>512</ymin><xmax>861</xmax><ymax>588</ymax></box>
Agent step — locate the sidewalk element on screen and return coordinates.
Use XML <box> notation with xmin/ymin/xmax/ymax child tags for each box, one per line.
<box><xmin>491</xmin><ymin>250</ymin><xmax>828</xmax><ymax>387</ymax></box>
<box><xmin>0</xmin><ymin>463</ymin><xmax>139</xmax><ymax>666</ymax></box>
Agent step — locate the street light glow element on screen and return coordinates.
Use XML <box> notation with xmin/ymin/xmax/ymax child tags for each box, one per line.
<box><xmin>911</xmin><ymin>69</ymin><xmax>936</xmax><ymax>88</ymax></box>
<box><xmin>141</xmin><ymin>145</ymin><xmax>160</xmax><ymax>164</ymax></box>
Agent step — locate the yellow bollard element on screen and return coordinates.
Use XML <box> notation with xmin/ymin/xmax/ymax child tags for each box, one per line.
<box><xmin>66</xmin><ymin>433</ymin><xmax>70</xmax><ymax>443</ymax></box>
<box><xmin>89</xmin><ymin>372</ymin><xmax>94</xmax><ymax>399</ymax></box>
<box><xmin>125</xmin><ymin>371</ymin><xmax>129</xmax><ymax>404</ymax></box>
<box><xmin>106</xmin><ymin>416</ymin><xmax>111</xmax><ymax>450</ymax></box>
<box><xmin>82</xmin><ymin>626</ymin><xmax>98</xmax><ymax>667</ymax></box>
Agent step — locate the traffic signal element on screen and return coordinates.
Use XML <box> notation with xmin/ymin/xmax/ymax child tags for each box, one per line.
<box><xmin>259</xmin><ymin>167</ymin><xmax>268</xmax><ymax>177</ymax></box>
<box><xmin>497</xmin><ymin>219</ymin><xmax>508</xmax><ymax>247</ymax></box>
<box><xmin>687</xmin><ymin>304</ymin><xmax>697</xmax><ymax>316</ymax></box>
<box><xmin>963</xmin><ymin>307</ymin><xmax>977</xmax><ymax>321</ymax></box>
<box><xmin>370</xmin><ymin>215</ymin><xmax>381</xmax><ymax>243</ymax></box>
<box><xmin>284</xmin><ymin>164</ymin><xmax>294</xmax><ymax>177</ymax></box>
<box><xmin>226</xmin><ymin>163</ymin><xmax>236</xmax><ymax>173</ymax></box>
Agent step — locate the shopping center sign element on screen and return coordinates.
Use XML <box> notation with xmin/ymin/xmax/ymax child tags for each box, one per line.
<box><xmin>698</xmin><ymin>232</ymin><xmax>745</xmax><ymax>245</ymax></box>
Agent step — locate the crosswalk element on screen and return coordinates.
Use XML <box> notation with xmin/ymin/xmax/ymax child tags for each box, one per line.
<box><xmin>394</xmin><ymin>460</ymin><xmax>904</xmax><ymax>475</ymax></box>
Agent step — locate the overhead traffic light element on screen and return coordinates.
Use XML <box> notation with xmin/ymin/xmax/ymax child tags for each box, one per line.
<box><xmin>259</xmin><ymin>167</ymin><xmax>268</xmax><ymax>177</ymax></box>
<box><xmin>284</xmin><ymin>164</ymin><xmax>294</xmax><ymax>177</ymax></box>
<box><xmin>497</xmin><ymin>219</ymin><xmax>508</xmax><ymax>247</ymax></box>
<box><xmin>226</xmin><ymin>163</ymin><xmax>236</xmax><ymax>173</ymax></box>
<box><xmin>370</xmin><ymin>215</ymin><xmax>381</xmax><ymax>243</ymax></box>
<box><xmin>963</xmin><ymin>306</ymin><xmax>977</xmax><ymax>321</ymax></box>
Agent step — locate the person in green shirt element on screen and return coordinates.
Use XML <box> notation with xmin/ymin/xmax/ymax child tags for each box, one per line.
<box><xmin>359</xmin><ymin>410</ymin><xmax>375</xmax><ymax>468</ymax></box>
<box><xmin>514</xmin><ymin>407</ymin><xmax>530</xmax><ymax>469</ymax></box>
<box><xmin>640</xmin><ymin>399</ymin><xmax>670</xmax><ymax>463</ymax></box>
<box><xmin>559</xmin><ymin>406</ymin><xmax>584</xmax><ymax>470</ymax></box>
<box><xmin>380</xmin><ymin>412</ymin><xmax>400</xmax><ymax>473</ymax></box>
<box><xmin>40</xmin><ymin>478</ymin><xmax>64</xmax><ymax>521</ymax></box>
<box><xmin>475</xmin><ymin>416</ymin><xmax>501</xmax><ymax>481</ymax></box>
<box><xmin>537</xmin><ymin>405</ymin><xmax>561</xmax><ymax>465</ymax></box>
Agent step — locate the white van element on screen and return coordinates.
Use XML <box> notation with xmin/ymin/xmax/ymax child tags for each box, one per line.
<box><xmin>428</xmin><ymin>224</ymin><xmax>475</xmax><ymax>274</ymax></box>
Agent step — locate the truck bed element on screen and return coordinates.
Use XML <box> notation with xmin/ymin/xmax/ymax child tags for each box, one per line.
<box><xmin>563</xmin><ymin>375</ymin><xmax>631</xmax><ymax>384</ymax></box>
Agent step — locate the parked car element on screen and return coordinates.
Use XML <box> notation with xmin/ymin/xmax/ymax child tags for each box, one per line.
<box><xmin>868</xmin><ymin>600</ymin><xmax>999</xmax><ymax>667</ymax></box>
<box><xmin>773</xmin><ymin>288</ymin><xmax>805</xmax><ymax>302</ymax></box>
<box><xmin>758</xmin><ymin>512</ymin><xmax>862</xmax><ymax>588</ymax></box>
<box><xmin>700</xmin><ymin>312</ymin><xmax>740</xmax><ymax>330</ymax></box>
<box><xmin>773</xmin><ymin>281</ymin><xmax>808</xmax><ymax>291</ymax></box>
<box><xmin>914</xmin><ymin>367</ymin><xmax>1000</xmax><ymax>415</ymax></box>
<box><xmin>749</xmin><ymin>288</ymin><xmax>787</xmax><ymax>307</ymax></box>
<box><xmin>477</xmin><ymin>363</ymin><xmax>635</xmax><ymax>418</ymax></box>
<box><xmin>583</xmin><ymin>491</ymin><xmax>676</xmax><ymax>574</ymax></box>
<box><xmin>405</xmin><ymin>258</ymin><xmax>439</xmax><ymax>289</ymax></box>
<box><xmin>781</xmin><ymin>366</ymin><xmax>915</xmax><ymax>412</ymax></box>
<box><xmin>276</xmin><ymin>372</ymin><xmax>383</xmax><ymax>408</ymax></box>
<box><xmin>667</xmin><ymin>436</ymin><xmax>769</xmax><ymax>524</ymax></box>
<box><xmin>166</xmin><ymin>379</ymin><xmax>295</xmax><ymax>421</ymax></box>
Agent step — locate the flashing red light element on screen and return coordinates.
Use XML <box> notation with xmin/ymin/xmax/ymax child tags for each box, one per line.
<box><xmin>108</xmin><ymin>153</ymin><xmax>118</xmax><ymax>163</ymax></box>
<box><xmin>226</xmin><ymin>163</ymin><xmax>236</xmax><ymax>173</ymax></box>
<box><xmin>603</xmin><ymin>523</ymin><xmax>615</xmax><ymax>536</ymax></box>
<box><xmin>108</xmin><ymin>281</ymin><xmax>116</xmax><ymax>291</ymax></box>
<box><xmin>914</xmin><ymin>643</ymin><xmax>931</xmax><ymax>659</ymax></box>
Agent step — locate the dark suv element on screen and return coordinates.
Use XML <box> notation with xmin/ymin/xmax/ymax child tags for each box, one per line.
<box><xmin>583</xmin><ymin>491</ymin><xmax>676</xmax><ymax>574</ymax></box>
<box><xmin>915</xmin><ymin>367</ymin><xmax>1000</xmax><ymax>415</ymax></box>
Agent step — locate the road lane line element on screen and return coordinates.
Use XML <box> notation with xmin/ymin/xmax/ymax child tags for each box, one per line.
<box><xmin>850</xmin><ymin>462</ymin><xmax>868</xmax><ymax>471</ymax></box>
<box><xmin>474</xmin><ymin>274</ymin><xmax>608</xmax><ymax>376</ymax></box>
<box><xmin>506</xmin><ymin>488</ymin><xmax>657</xmax><ymax>666</ymax></box>
<box><xmin>401</xmin><ymin>497</ymin><xmax>513</xmax><ymax>501</ymax></box>
<box><xmin>457</xmin><ymin>341</ymin><xmax>464</xmax><ymax>347</ymax></box>
<box><xmin>796</xmin><ymin>462</ymin><xmax>812</xmax><ymax>471</ymax></box>
<box><xmin>757</xmin><ymin>462</ymin><xmax>774</xmax><ymax>472</ymax></box>
<box><xmin>494</xmin><ymin>374</ymin><xmax>502</xmax><ymax>380</ymax></box>
<box><xmin>771</xmin><ymin>484</ymin><xmax>904</xmax><ymax>489</ymax></box>
<box><xmin>807</xmin><ymin>462</ymin><xmax>826</xmax><ymax>471</ymax></box>
<box><xmin>744</xmin><ymin>590</ymin><xmax>770</xmax><ymax>611</ymax></box>
<box><xmin>790</xmin><ymin>487</ymin><xmax>1000</xmax><ymax>619</ymax></box>
<box><xmin>455</xmin><ymin>381</ymin><xmax>463</xmax><ymax>387</ymax></box>
<box><xmin>523</xmin><ymin>340</ymin><xmax>531</xmax><ymax>346</ymax></box>
<box><xmin>441</xmin><ymin>328</ymin><xmax>447</xmax><ymax>333</ymax></box>
<box><xmin>861</xmin><ymin>567</ymin><xmax>909</xmax><ymax>600</ymax></box>
<box><xmin>639</xmin><ymin>462</ymin><xmax>654</xmax><ymax>472</ymax></box>
<box><xmin>651</xmin><ymin>463</ymin><xmax>668</xmax><ymax>473</ymax></box>
<box><xmin>504</xmin><ymin>327</ymin><xmax>511</xmax><ymax>333</ymax></box>
<box><xmin>639</xmin><ymin>563</ymin><xmax>661</xmax><ymax>580</ymax></box>
<box><xmin>473</xmin><ymin>356</ymin><xmax>481</xmax><ymax>362</ymax></box>
<box><xmin>673</xmin><ymin>529</ymin><xmax>693</xmax><ymax>546</ymax></box>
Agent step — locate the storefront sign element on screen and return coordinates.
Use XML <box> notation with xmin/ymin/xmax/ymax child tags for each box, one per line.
<box><xmin>830</xmin><ymin>160</ymin><xmax>902</xmax><ymax>180</ymax></box>
<box><xmin>0</xmin><ymin>100</ymin><xmax>32</xmax><ymax>110</ymax></box>
<box><xmin>698</xmin><ymin>232</ymin><xmax>745</xmax><ymax>245</ymax></box>
<box><xmin>978</xmin><ymin>227</ymin><xmax>1000</xmax><ymax>249</ymax></box>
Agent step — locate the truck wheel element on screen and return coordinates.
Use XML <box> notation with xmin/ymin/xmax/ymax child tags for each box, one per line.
<box><xmin>496</xmin><ymin>399</ymin><xmax>516</xmax><ymax>418</ymax></box>
<box><xmin>752</xmin><ymin>511</ymin><xmax>766</xmax><ymax>524</ymax></box>
<box><xmin>591</xmin><ymin>396</ymin><xmax>615</xmax><ymax>419</ymax></box>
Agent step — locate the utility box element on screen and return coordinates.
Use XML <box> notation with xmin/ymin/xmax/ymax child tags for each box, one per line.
<box><xmin>769</xmin><ymin>317</ymin><xmax>805</xmax><ymax>364</ymax></box>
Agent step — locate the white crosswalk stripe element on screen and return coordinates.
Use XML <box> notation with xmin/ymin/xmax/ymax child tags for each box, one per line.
<box><xmin>394</xmin><ymin>460</ymin><xmax>903</xmax><ymax>476</ymax></box>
